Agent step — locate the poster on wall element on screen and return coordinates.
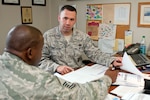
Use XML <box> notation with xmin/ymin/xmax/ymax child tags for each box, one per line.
<box><xmin>86</xmin><ymin>20</ymin><xmax>100</xmax><ymax>40</ymax></box>
<box><xmin>86</xmin><ymin>4</ymin><xmax>102</xmax><ymax>20</ymax></box>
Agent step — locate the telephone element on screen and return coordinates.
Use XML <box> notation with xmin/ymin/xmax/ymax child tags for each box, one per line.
<box><xmin>123</xmin><ymin>43</ymin><xmax>140</xmax><ymax>55</ymax></box>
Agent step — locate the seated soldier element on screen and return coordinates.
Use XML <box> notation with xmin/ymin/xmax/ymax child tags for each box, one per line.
<box><xmin>0</xmin><ymin>24</ymin><xmax>119</xmax><ymax>100</ymax></box>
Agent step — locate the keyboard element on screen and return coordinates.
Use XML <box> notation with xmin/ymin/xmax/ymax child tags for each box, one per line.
<box><xmin>130</xmin><ymin>54</ymin><xmax>150</xmax><ymax>67</ymax></box>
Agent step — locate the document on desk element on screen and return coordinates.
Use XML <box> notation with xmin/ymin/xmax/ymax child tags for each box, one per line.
<box><xmin>112</xmin><ymin>72</ymin><xmax>144</xmax><ymax>87</ymax></box>
<box><xmin>54</xmin><ymin>64</ymin><xmax>108</xmax><ymax>84</ymax></box>
<box><xmin>111</xmin><ymin>86</ymin><xmax>150</xmax><ymax>100</ymax></box>
<box><xmin>122</xmin><ymin>93</ymin><xmax>150</xmax><ymax>100</ymax></box>
<box><xmin>110</xmin><ymin>85</ymin><xmax>143</xmax><ymax>97</ymax></box>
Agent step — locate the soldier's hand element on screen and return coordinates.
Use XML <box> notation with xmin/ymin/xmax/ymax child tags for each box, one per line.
<box><xmin>112</xmin><ymin>57</ymin><xmax>123</xmax><ymax>69</ymax></box>
<box><xmin>104</xmin><ymin>69</ymin><xmax>119</xmax><ymax>83</ymax></box>
<box><xmin>56</xmin><ymin>66</ymin><xmax>74</xmax><ymax>75</ymax></box>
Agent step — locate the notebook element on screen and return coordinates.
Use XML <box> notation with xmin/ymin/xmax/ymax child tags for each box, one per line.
<box><xmin>129</xmin><ymin>54</ymin><xmax>150</xmax><ymax>67</ymax></box>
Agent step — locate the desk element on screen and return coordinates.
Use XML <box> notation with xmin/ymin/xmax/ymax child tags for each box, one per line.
<box><xmin>109</xmin><ymin>85</ymin><xmax>118</xmax><ymax>93</ymax></box>
<box><xmin>109</xmin><ymin>70</ymin><xmax>150</xmax><ymax>99</ymax></box>
<box><xmin>88</xmin><ymin>64</ymin><xmax>149</xmax><ymax>98</ymax></box>
<box><xmin>77</xmin><ymin>58</ymin><xmax>150</xmax><ymax>98</ymax></box>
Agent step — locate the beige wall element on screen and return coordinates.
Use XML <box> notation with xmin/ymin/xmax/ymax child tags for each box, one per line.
<box><xmin>0</xmin><ymin>0</ymin><xmax>51</xmax><ymax>54</ymax></box>
<box><xmin>0</xmin><ymin>0</ymin><xmax>150</xmax><ymax>54</ymax></box>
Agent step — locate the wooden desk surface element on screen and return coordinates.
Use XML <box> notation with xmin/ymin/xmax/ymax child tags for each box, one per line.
<box><xmin>109</xmin><ymin>85</ymin><xmax>117</xmax><ymax>92</ymax></box>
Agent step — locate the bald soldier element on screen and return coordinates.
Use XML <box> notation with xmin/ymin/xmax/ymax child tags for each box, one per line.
<box><xmin>0</xmin><ymin>24</ymin><xmax>119</xmax><ymax>100</ymax></box>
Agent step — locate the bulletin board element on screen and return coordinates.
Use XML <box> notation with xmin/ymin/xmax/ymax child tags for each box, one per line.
<box><xmin>86</xmin><ymin>3</ymin><xmax>131</xmax><ymax>40</ymax></box>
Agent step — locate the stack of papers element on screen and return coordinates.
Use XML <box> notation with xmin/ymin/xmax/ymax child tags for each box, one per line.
<box><xmin>110</xmin><ymin>52</ymin><xmax>150</xmax><ymax>98</ymax></box>
<box><xmin>110</xmin><ymin>86</ymin><xmax>143</xmax><ymax>97</ymax></box>
<box><xmin>113</xmin><ymin>72</ymin><xmax>144</xmax><ymax>87</ymax></box>
<box><xmin>113</xmin><ymin>52</ymin><xmax>150</xmax><ymax>87</ymax></box>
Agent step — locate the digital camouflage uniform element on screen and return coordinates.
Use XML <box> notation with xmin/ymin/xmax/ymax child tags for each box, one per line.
<box><xmin>0</xmin><ymin>52</ymin><xmax>112</xmax><ymax>100</ymax></box>
<box><xmin>39</xmin><ymin>26</ymin><xmax>115</xmax><ymax>73</ymax></box>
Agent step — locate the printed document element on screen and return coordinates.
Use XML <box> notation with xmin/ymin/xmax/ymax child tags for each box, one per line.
<box><xmin>110</xmin><ymin>85</ymin><xmax>143</xmax><ymax>97</ymax></box>
<box><xmin>112</xmin><ymin>72</ymin><xmax>144</xmax><ymax>87</ymax></box>
<box><xmin>54</xmin><ymin>64</ymin><xmax>108</xmax><ymax>84</ymax></box>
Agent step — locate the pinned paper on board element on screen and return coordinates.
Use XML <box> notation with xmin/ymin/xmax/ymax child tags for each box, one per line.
<box><xmin>86</xmin><ymin>3</ymin><xmax>131</xmax><ymax>40</ymax></box>
<box><xmin>98</xmin><ymin>39</ymin><xmax>115</xmax><ymax>53</ymax></box>
<box><xmin>86</xmin><ymin>20</ymin><xmax>100</xmax><ymax>40</ymax></box>
<box><xmin>113</xmin><ymin>39</ymin><xmax>124</xmax><ymax>52</ymax></box>
<box><xmin>125</xmin><ymin>30</ymin><xmax>133</xmax><ymax>46</ymax></box>
<box><xmin>98</xmin><ymin>23</ymin><xmax>117</xmax><ymax>54</ymax></box>
<box><xmin>99</xmin><ymin>23</ymin><xmax>117</xmax><ymax>39</ymax></box>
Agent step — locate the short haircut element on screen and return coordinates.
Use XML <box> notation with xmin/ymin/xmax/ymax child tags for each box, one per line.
<box><xmin>60</xmin><ymin>5</ymin><xmax>77</xmax><ymax>13</ymax></box>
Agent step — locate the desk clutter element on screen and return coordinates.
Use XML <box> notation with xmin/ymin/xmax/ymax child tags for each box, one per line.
<box><xmin>111</xmin><ymin>86</ymin><xmax>150</xmax><ymax>100</ymax></box>
<box><xmin>110</xmin><ymin>52</ymin><xmax>150</xmax><ymax>100</ymax></box>
<box><xmin>55</xmin><ymin>52</ymin><xmax>150</xmax><ymax>99</ymax></box>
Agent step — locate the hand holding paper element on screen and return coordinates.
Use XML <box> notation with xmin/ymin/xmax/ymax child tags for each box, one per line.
<box><xmin>121</xmin><ymin>52</ymin><xmax>143</xmax><ymax>76</ymax></box>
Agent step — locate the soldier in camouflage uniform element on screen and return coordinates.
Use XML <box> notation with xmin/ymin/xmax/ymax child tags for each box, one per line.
<box><xmin>39</xmin><ymin>5</ymin><xmax>122</xmax><ymax>74</ymax></box>
<box><xmin>0</xmin><ymin>24</ymin><xmax>119</xmax><ymax>100</ymax></box>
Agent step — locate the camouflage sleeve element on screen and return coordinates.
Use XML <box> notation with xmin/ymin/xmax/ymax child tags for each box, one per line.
<box><xmin>83</xmin><ymin>34</ymin><xmax>115</xmax><ymax>67</ymax></box>
<box><xmin>26</xmin><ymin>75</ymin><xmax>112</xmax><ymax>100</ymax></box>
<box><xmin>0</xmin><ymin>60</ymin><xmax>112</xmax><ymax>100</ymax></box>
<box><xmin>39</xmin><ymin>32</ymin><xmax>59</xmax><ymax>74</ymax></box>
<box><xmin>56</xmin><ymin>75</ymin><xmax>112</xmax><ymax>100</ymax></box>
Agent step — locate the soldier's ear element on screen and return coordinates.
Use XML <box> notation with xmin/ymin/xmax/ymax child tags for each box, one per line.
<box><xmin>26</xmin><ymin>47</ymin><xmax>32</xmax><ymax>60</ymax></box>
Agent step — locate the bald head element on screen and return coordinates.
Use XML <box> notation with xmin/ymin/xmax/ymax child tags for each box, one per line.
<box><xmin>5</xmin><ymin>24</ymin><xmax>44</xmax><ymax>66</ymax></box>
<box><xmin>6</xmin><ymin>24</ymin><xmax>42</xmax><ymax>52</ymax></box>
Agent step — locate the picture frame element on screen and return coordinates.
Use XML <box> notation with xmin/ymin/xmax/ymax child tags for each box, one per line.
<box><xmin>32</xmin><ymin>0</ymin><xmax>46</xmax><ymax>6</ymax></box>
<box><xmin>2</xmin><ymin>0</ymin><xmax>20</xmax><ymax>5</ymax></box>
<box><xmin>138</xmin><ymin>2</ymin><xmax>150</xmax><ymax>27</ymax></box>
<box><xmin>21</xmin><ymin>6</ymin><xmax>32</xmax><ymax>24</ymax></box>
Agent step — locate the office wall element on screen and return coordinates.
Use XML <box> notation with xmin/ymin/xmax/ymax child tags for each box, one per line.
<box><xmin>0</xmin><ymin>0</ymin><xmax>51</xmax><ymax>54</ymax></box>
<box><xmin>0</xmin><ymin>0</ymin><xmax>150</xmax><ymax>54</ymax></box>
<box><xmin>51</xmin><ymin>0</ymin><xmax>150</xmax><ymax>53</ymax></box>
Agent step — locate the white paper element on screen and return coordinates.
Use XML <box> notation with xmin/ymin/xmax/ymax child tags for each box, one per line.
<box><xmin>114</xmin><ymin>4</ymin><xmax>130</xmax><ymax>25</ymax></box>
<box><xmin>122</xmin><ymin>93</ymin><xmax>150</xmax><ymax>100</ymax></box>
<box><xmin>121</xmin><ymin>52</ymin><xmax>143</xmax><ymax>76</ymax></box>
<box><xmin>125</xmin><ymin>30</ymin><xmax>133</xmax><ymax>46</ymax></box>
<box><xmin>113</xmin><ymin>39</ymin><xmax>124</xmax><ymax>52</ymax></box>
<box><xmin>111</xmin><ymin>86</ymin><xmax>143</xmax><ymax>97</ymax></box>
<box><xmin>113</xmin><ymin>72</ymin><xmax>144</xmax><ymax>87</ymax></box>
<box><xmin>117</xmin><ymin>39</ymin><xmax>124</xmax><ymax>51</ymax></box>
<box><xmin>54</xmin><ymin>64</ymin><xmax>108</xmax><ymax>84</ymax></box>
<box><xmin>98</xmin><ymin>39</ymin><xmax>115</xmax><ymax>53</ymax></box>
